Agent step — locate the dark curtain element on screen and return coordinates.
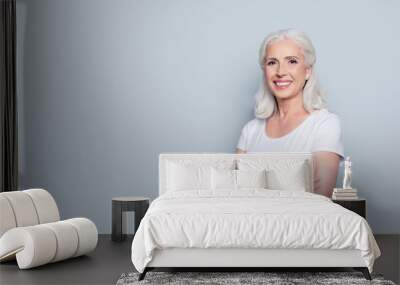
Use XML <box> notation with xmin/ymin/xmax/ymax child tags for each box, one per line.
<box><xmin>0</xmin><ymin>0</ymin><xmax>18</xmax><ymax>192</ymax></box>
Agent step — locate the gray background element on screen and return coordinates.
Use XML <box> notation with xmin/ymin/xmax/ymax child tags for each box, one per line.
<box><xmin>16</xmin><ymin>0</ymin><xmax>400</xmax><ymax>234</ymax></box>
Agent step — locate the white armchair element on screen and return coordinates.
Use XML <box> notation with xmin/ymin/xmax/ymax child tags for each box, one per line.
<box><xmin>0</xmin><ymin>189</ymin><xmax>98</xmax><ymax>269</ymax></box>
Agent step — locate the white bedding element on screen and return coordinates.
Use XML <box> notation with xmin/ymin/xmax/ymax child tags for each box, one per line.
<box><xmin>131</xmin><ymin>189</ymin><xmax>380</xmax><ymax>273</ymax></box>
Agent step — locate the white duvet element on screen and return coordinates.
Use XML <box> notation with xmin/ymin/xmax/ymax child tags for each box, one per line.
<box><xmin>131</xmin><ymin>189</ymin><xmax>380</xmax><ymax>273</ymax></box>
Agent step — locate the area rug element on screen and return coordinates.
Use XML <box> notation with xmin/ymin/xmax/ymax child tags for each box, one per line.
<box><xmin>116</xmin><ymin>271</ymin><xmax>396</xmax><ymax>285</ymax></box>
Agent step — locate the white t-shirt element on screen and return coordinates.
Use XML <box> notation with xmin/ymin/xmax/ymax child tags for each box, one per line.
<box><xmin>237</xmin><ymin>109</ymin><xmax>344</xmax><ymax>158</ymax></box>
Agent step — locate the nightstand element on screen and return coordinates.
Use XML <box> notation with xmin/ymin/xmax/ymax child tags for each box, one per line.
<box><xmin>112</xmin><ymin>197</ymin><xmax>150</xmax><ymax>242</ymax></box>
<box><xmin>332</xmin><ymin>198</ymin><xmax>366</xmax><ymax>218</ymax></box>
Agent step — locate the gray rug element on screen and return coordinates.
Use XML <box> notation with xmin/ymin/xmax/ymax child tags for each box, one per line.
<box><xmin>116</xmin><ymin>271</ymin><xmax>397</xmax><ymax>285</ymax></box>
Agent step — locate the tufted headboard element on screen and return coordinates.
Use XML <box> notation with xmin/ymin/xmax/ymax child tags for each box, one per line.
<box><xmin>159</xmin><ymin>153</ymin><xmax>313</xmax><ymax>195</ymax></box>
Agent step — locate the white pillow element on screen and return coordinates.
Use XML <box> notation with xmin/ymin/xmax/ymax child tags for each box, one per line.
<box><xmin>237</xmin><ymin>169</ymin><xmax>267</xmax><ymax>188</ymax></box>
<box><xmin>266</xmin><ymin>163</ymin><xmax>309</xmax><ymax>191</ymax></box>
<box><xmin>211</xmin><ymin>168</ymin><xmax>236</xmax><ymax>189</ymax></box>
<box><xmin>167</xmin><ymin>162</ymin><xmax>211</xmax><ymax>191</ymax></box>
<box><xmin>166</xmin><ymin>159</ymin><xmax>235</xmax><ymax>192</ymax></box>
<box><xmin>237</xmin><ymin>158</ymin><xmax>311</xmax><ymax>192</ymax></box>
<box><xmin>211</xmin><ymin>168</ymin><xmax>267</xmax><ymax>190</ymax></box>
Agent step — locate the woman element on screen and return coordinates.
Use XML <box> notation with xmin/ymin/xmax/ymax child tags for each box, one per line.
<box><xmin>236</xmin><ymin>29</ymin><xmax>343</xmax><ymax>197</ymax></box>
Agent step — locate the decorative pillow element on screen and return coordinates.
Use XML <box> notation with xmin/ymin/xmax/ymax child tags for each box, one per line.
<box><xmin>211</xmin><ymin>168</ymin><xmax>236</xmax><ymax>190</ymax></box>
<box><xmin>266</xmin><ymin>162</ymin><xmax>309</xmax><ymax>191</ymax></box>
<box><xmin>167</xmin><ymin>162</ymin><xmax>211</xmax><ymax>191</ymax></box>
<box><xmin>237</xmin><ymin>158</ymin><xmax>311</xmax><ymax>192</ymax></box>
<box><xmin>211</xmin><ymin>168</ymin><xmax>267</xmax><ymax>190</ymax></box>
<box><xmin>166</xmin><ymin>159</ymin><xmax>235</xmax><ymax>191</ymax></box>
<box><xmin>237</xmin><ymin>169</ymin><xmax>267</xmax><ymax>188</ymax></box>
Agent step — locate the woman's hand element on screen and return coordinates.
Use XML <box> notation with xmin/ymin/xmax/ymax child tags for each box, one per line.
<box><xmin>236</xmin><ymin>148</ymin><xmax>246</xmax><ymax>154</ymax></box>
<box><xmin>312</xmin><ymin>152</ymin><xmax>341</xmax><ymax>197</ymax></box>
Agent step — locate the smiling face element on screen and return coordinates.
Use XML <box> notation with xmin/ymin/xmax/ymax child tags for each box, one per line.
<box><xmin>264</xmin><ymin>39</ymin><xmax>312</xmax><ymax>101</ymax></box>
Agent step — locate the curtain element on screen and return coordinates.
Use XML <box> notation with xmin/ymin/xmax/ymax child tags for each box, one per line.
<box><xmin>0</xmin><ymin>0</ymin><xmax>18</xmax><ymax>192</ymax></box>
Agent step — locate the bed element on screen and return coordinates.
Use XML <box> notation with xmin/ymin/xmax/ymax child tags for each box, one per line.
<box><xmin>131</xmin><ymin>153</ymin><xmax>380</xmax><ymax>280</ymax></box>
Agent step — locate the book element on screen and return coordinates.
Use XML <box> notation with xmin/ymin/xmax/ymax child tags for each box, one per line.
<box><xmin>333</xmin><ymin>188</ymin><xmax>358</xmax><ymax>193</ymax></box>
<box><xmin>333</xmin><ymin>192</ymin><xmax>358</xmax><ymax>197</ymax></box>
<box><xmin>332</xmin><ymin>196</ymin><xmax>359</xmax><ymax>200</ymax></box>
<box><xmin>332</xmin><ymin>194</ymin><xmax>359</xmax><ymax>200</ymax></box>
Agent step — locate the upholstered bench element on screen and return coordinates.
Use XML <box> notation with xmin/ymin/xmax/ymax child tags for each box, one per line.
<box><xmin>0</xmin><ymin>189</ymin><xmax>98</xmax><ymax>269</ymax></box>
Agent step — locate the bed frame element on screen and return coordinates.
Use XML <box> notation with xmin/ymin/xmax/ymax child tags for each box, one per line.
<box><xmin>138</xmin><ymin>153</ymin><xmax>372</xmax><ymax>280</ymax></box>
<box><xmin>141</xmin><ymin>248</ymin><xmax>371</xmax><ymax>280</ymax></box>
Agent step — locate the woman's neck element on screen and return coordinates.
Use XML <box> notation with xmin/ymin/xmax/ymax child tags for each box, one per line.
<box><xmin>274</xmin><ymin>94</ymin><xmax>308</xmax><ymax>120</ymax></box>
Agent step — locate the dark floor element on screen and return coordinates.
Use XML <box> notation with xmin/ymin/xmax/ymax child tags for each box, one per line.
<box><xmin>0</xmin><ymin>234</ymin><xmax>399</xmax><ymax>285</ymax></box>
<box><xmin>0</xmin><ymin>235</ymin><xmax>133</xmax><ymax>285</ymax></box>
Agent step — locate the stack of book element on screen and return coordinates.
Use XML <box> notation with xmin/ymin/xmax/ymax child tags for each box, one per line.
<box><xmin>332</xmin><ymin>188</ymin><xmax>358</xmax><ymax>200</ymax></box>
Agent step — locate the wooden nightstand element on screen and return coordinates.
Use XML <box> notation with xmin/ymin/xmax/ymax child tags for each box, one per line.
<box><xmin>332</xmin><ymin>198</ymin><xmax>366</xmax><ymax>218</ymax></box>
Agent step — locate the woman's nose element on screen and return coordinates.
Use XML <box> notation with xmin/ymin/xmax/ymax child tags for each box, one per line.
<box><xmin>276</xmin><ymin>64</ymin><xmax>287</xmax><ymax>76</ymax></box>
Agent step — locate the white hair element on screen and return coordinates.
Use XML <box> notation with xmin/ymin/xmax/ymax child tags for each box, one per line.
<box><xmin>254</xmin><ymin>28</ymin><xmax>326</xmax><ymax>119</ymax></box>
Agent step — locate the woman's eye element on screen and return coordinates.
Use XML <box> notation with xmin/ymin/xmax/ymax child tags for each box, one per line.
<box><xmin>289</xmin><ymin>59</ymin><xmax>298</xmax><ymax>64</ymax></box>
<box><xmin>266</xmin><ymin>61</ymin><xmax>276</xmax><ymax>66</ymax></box>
